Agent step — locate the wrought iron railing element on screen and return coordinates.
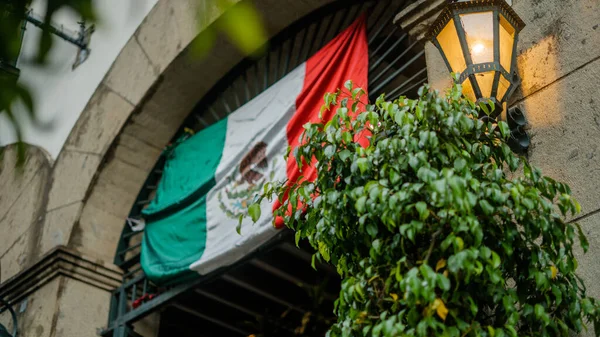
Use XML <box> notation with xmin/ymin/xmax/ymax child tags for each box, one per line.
<box><xmin>0</xmin><ymin>296</ymin><xmax>18</xmax><ymax>337</ymax></box>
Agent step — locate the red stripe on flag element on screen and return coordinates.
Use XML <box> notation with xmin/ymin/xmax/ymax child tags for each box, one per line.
<box><xmin>273</xmin><ymin>15</ymin><xmax>369</xmax><ymax>228</ymax></box>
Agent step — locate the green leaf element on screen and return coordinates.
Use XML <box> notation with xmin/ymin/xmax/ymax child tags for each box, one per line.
<box><xmin>454</xmin><ymin>158</ymin><xmax>467</xmax><ymax>171</ymax></box>
<box><xmin>534</xmin><ymin>304</ymin><xmax>545</xmax><ymax>319</ymax></box>
<box><xmin>339</xmin><ymin>149</ymin><xmax>352</xmax><ymax>162</ymax></box>
<box><xmin>438</xmin><ymin>274</ymin><xmax>451</xmax><ymax>291</ymax></box>
<box><xmin>390</xmin><ymin>169</ymin><xmax>401</xmax><ymax>185</ymax></box>
<box><xmin>318</xmin><ymin>241</ymin><xmax>330</xmax><ymax>262</ymax></box>
<box><xmin>344</xmin><ymin>80</ymin><xmax>353</xmax><ymax>91</ymax></box>
<box><xmin>372</xmin><ymin>239</ymin><xmax>382</xmax><ymax>252</ymax></box>
<box><xmin>237</xmin><ymin>214</ymin><xmax>243</xmax><ymax>234</ymax></box>
<box><xmin>498</xmin><ymin>121</ymin><xmax>510</xmax><ymax>139</ymax></box>
<box><xmin>575</xmin><ymin>223</ymin><xmax>590</xmax><ymax>253</ymax></box>
<box><xmin>491</xmin><ymin>251</ymin><xmax>501</xmax><ymax>268</ymax></box>
<box><xmin>248</xmin><ymin>203</ymin><xmax>261</xmax><ymax>222</ymax></box>
<box><xmin>324</xmin><ymin>145</ymin><xmax>335</xmax><ymax>158</ymax></box>
<box><xmin>356</xmin><ymin>157</ymin><xmax>369</xmax><ymax>174</ymax></box>
<box><xmin>455</xmin><ymin>237</ymin><xmax>464</xmax><ymax>251</ymax></box>
<box><xmin>355</xmin><ymin>196</ymin><xmax>367</xmax><ymax>213</ymax></box>
<box><xmin>352</xmin><ymin>100</ymin><xmax>359</xmax><ymax>113</ymax></box>
<box><xmin>479</xmin><ymin>102</ymin><xmax>490</xmax><ymax>116</ymax></box>
<box><xmin>415</xmin><ymin>201</ymin><xmax>429</xmax><ymax>221</ymax></box>
<box><xmin>352</xmin><ymin>88</ymin><xmax>365</xmax><ymax>101</ymax></box>
<box><xmin>479</xmin><ymin>200</ymin><xmax>494</xmax><ymax>215</ymax></box>
<box><xmin>366</xmin><ymin>223</ymin><xmax>378</xmax><ymax>237</ymax></box>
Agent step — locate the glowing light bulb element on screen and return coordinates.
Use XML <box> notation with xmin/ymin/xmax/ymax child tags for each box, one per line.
<box><xmin>472</xmin><ymin>43</ymin><xmax>485</xmax><ymax>55</ymax></box>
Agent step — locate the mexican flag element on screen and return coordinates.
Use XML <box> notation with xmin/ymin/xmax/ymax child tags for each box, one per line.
<box><xmin>141</xmin><ymin>16</ymin><xmax>369</xmax><ymax>285</ymax></box>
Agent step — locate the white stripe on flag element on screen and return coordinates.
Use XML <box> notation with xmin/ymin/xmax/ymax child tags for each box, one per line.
<box><xmin>190</xmin><ymin>65</ymin><xmax>306</xmax><ymax>275</ymax></box>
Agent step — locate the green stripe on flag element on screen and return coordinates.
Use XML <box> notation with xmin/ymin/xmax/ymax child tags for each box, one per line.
<box><xmin>141</xmin><ymin>118</ymin><xmax>228</xmax><ymax>285</ymax></box>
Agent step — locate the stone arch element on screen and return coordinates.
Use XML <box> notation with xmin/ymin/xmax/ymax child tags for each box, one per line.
<box><xmin>0</xmin><ymin>0</ymin><xmax>426</xmax><ymax>283</ymax></box>
<box><xmin>105</xmin><ymin>0</ymin><xmax>428</xmax><ymax>277</ymax></box>
<box><xmin>50</xmin><ymin>0</ymin><xmax>346</xmax><ymax>265</ymax></box>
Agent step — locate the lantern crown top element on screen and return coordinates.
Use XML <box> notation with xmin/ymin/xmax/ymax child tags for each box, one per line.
<box><xmin>427</xmin><ymin>0</ymin><xmax>525</xmax><ymax>41</ymax></box>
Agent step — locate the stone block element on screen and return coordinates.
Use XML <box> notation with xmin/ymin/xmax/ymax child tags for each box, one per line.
<box><xmin>11</xmin><ymin>277</ymin><xmax>61</xmax><ymax>337</ymax></box>
<box><xmin>52</xmin><ymin>277</ymin><xmax>111</xmax><ymax>337</ymax></box>
<box><xmin>139</xmin><ymin>53</ymin><xmax>214</xmax><ymax>131</ymax></box>
<box><xmin>135</xmin><ymin>0</ymin><xmax>214</xmax><ymax>73</ymax></box>
<box><xmin>98</xmin><ymin>156</ymin><xmax>151</xmax><ymax>194</ymax></box>
<box><xmin>112</xmin><ymin>133</ymin><xmax>162</xmax><ymax>172</ymax></box>
<box><xmin>0</xmin><ymin>164</ymin><xmax>47</xmax><ymax>258</ymax></box>
<box><xmin>85</xmin><ymin>179</ymin><xmax>138</xmax><ymax>220</ymax></box>
<box><xmin>518</xmin><ymin>56</ymin><xmax>600</xmax><ymax>215</ymax></box>
<box><xmin>0</xmin><ymin>145</ymin><xmax>50</xmax><ymax>234</ymax></box>
<box><xmin>46</xmin><ymin>150</ymin><xmax>102</xmax><ymax>211</ymax></box>
<box><xmin>1</xmin><ymin>227</ymin><xmax>32</xmax><ymax>282</ymax></box>
<box><xmin>73</xmin><ymin>202</ymin><xmax>127</xmax><ymax>263</ymax></box>
<box><xmin>63</xmin><ymin>86</ymin><xmax>134</xmax><ymax>155</ymax></box>
<box><xmin>104</xmin><ymin>37</ymin><xmax>159</xmax><ymax>107</ymax></box>
<box><xmin>125</xmin><ymin>112</ymin><xmax>178</xmax><ymax>149</ymax></box>
<box><xmin>39</xmin><ymin>202</ymin><xmax>83</xmax><ymax>258</ymax></box>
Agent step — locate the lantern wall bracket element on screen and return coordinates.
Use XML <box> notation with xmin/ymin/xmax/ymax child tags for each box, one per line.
<box><xmin>24</xmin><ymin>10</ymin><xmax>95</xmax><ymax>69</ymax></box>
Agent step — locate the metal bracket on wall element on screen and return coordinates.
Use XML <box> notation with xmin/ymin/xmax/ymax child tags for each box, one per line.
<box><xmin>24</xmin><ymin>10</ymin><xmax>95</xmax><ymax>69</ymax></box>
<box><xmin>506</xmin><ymin>106</ymin><xmax>530</xmax><ymax>154</ymax></box>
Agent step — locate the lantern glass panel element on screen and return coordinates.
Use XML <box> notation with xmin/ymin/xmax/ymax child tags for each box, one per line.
<box><xmin>497</xmin><ymin>74</ymin><xmax>511</xmax><ymax>102</ymax></box>
<box><xmin>499</xmin><ymin>14</ymin><xmax>516</xmax><ymax>72</ymax></box>
<box><xmin>461</xmin><ymin>78</ymin><xmax>477</xmax><ymax>103</ymax></box>
<box><xmin>460</xmin><ymin>12</ymin><xmax>494</xmax><ymax>64</ymax></box>
<box><xmin>474</xmin><ymin>71</ymin><xmax>496</xmax><ymax>98</ymax></box>
<box><xmin>437</xmin><ymin>19</ymin><xmax>467</xmax><ymax>73</ymax></box>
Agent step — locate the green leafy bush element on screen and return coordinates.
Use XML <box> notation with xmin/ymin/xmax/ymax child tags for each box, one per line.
<box><xmin>253</xmin><ymin>82</ymin><xmax>600</xmax><ymax>337</ymax></box>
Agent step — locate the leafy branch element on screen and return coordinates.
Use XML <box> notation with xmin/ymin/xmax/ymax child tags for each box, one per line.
<box><xmin>249</xmin><ymin>81</ymin><xmax>600</xmax><ymax>337</ymax></box>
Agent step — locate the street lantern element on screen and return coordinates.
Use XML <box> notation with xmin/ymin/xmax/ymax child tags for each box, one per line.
<box><xmin>427</xmin><ymin>0</ymin><xmax>525</xmax><ymax>116</ymax></box>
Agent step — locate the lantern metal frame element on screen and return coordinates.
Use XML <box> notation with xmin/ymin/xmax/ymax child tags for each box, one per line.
<box><xmin>427</xmin><ymin>0</ymin><xmax>525</xmax><ymax>115</ymax></box>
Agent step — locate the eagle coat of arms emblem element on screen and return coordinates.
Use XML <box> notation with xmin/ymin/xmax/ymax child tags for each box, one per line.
<box><xmin>217</xmin><ymin>142</ymin><xmax>277</xmax><ymax>219</ymax></box>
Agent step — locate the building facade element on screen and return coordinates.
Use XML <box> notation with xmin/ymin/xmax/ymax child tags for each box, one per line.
<box><xmin>0</xmin><ymin>0</ymin><xmax>599</xmax><ymax>336</ymax></box>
